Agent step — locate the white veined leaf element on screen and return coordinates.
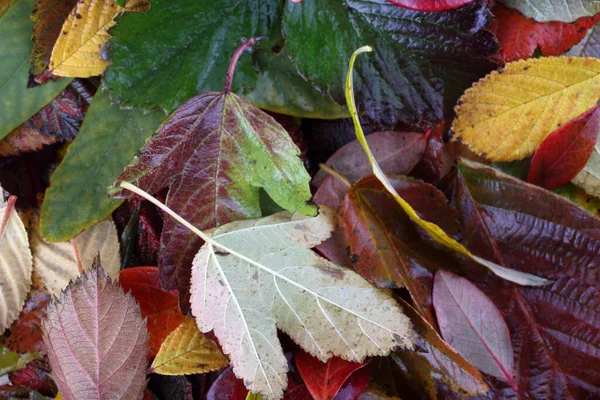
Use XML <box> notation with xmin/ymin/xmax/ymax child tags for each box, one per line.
<box><xmin>0</xmin><ymin>196</ymin><xmax>32</xmax><ymax>333</ymax></box>
<box><xmin>30</xmin><ymin>217</ymin><xmax>120</xmax><ymax>296</ymax></box>
<box><xmin>120</xmin><ymin>182</ymin><xmax>415</xmax><ymax>400</ymax></box>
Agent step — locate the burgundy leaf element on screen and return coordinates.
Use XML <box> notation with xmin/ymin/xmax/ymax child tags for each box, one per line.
<box><xmin>5</xmin><ymin>284</ymin><xmax>51</xmax><ymax>353</ymax></box>
<box><xmin>433</xmin><ymin>270</ymin><xmax>516</xmax><ymax>388</ymax></box>
<box><xmin>207</xmin><ymin>367</ymin><xmax>248</xmax><ymax>400</ymax></box>
<box><xmin>295</xmin><ymin>352</ymin><xmax>364</xmax><ymax>400</ymax></box>
<box><xmin>527</xmin><ymin>105</ymin><xmax>600</xmax><ymax>189</ymax></box>
<box><xmin>410</xmin><ymin>125</ymin><xmax>447</xmax><ymax>182</ymax></box>
<box><xmin>333</xmin><ymin>363</ymin><xmax>371</xmax><ymax>400</ymax></box>
<box><xmin>385</xmin><ymin>0</ymin><xmax>475</xmax><ymax>11</ymax></box>
<box><xmin>42</xmin><ymin>262</ymin><xmax>148</xmax><ymax>400</ymax></box>
<box><xmin>0</xmin><ymin>359</ymin><xmax>56</xmax><ymax>397</ymax></box>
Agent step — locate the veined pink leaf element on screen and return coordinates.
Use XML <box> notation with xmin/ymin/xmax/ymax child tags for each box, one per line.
<box><xmin>42</xmin><ymin>261</ymin><xmax>148</xmax><ymax>400</ymax></box>
<box><xmin>433</xmin><ymin>270</ymin><xmax>516</xmax><ymax>389</ymax></box>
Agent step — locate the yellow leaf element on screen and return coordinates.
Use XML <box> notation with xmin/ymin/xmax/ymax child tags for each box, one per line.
<box><xmin>48</xmin><ymin>0</ymin><xmax>149</xmax><ymax>78</ymax></box>
<box><xmin>451</xmin><ymin>57</ymin><xmax>600</xmax><ymax>162</ymax></box>
<box><xmin>151</xmin><ymin>316</ymin><xmax>228</xmax><ymax>375</ymax></box>
<box><xmin>345</xmin><ymin>46</ymin><xmax>551</xmax><ymax>287</ymax></box>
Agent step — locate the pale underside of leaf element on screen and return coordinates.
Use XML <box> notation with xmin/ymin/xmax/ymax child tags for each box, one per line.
<box><xmin>31</xmin><ymin>217</ymin><xmax>120</xmax><ymax>296</ymax></box>
<box><xmin>499</xmin><ymin>0</ymin><xmax>600</xmax><ymax>23</ymax></box>
<box><xmin>452</xmin><ymin>57</ymin><xmax>600</xmax><ymax>162</ymax></box>
<box><xmin>151</xmin><ymin>316</ymin><xmax>228</xmax><ymax>375</ymax></box>
<box><xmin>42</xmin><ymin>266</ymin><xmax>148</xmax><ymax>400</ymax></box>
<box><xmin>573</xmin><ymin>124</ymin><xmax>600</xmax><ymax>196</ymax></box>
<box><xmin>49</xmin><ymin>0</ymin><xmax>150</xmax><ymax>77</ymax></box>
<box><xmin>190</xmin><ymin>208</ymin><xmax>414</xmax><ymax>400</ymax></box>
<box><xmin>0</xmin><ymin>201</ymin><xmax>32</xmax><ymax>333</ymax></box>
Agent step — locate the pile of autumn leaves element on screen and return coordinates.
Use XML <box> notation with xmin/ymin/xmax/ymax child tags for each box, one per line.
<box><xmin>2</xmin><ymin>0</ymin><xmax>600</xmax><ymax>399</ymax></box>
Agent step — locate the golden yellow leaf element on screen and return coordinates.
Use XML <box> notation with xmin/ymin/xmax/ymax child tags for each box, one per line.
<box><xmin>48</xmin><ymin>0</ymin><xmax>149</xmax><ymax>78</ymax></box>
<box><xmin>151</xmin><ymin>316</ymin><xmax>227</xmax><ymax>375</ymax></box>
<box><xmin>452</xmin><ymin>57</ymin><xmax>600</xmax><ymax>162</ymax></box>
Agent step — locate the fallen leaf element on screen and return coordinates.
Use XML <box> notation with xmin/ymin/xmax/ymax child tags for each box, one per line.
<box><xmin>30</xmin><ymin>0</ymin><xmax>78</xmax><ymax>76</ymax></box>
<box><xmin>346</xmin><ymin>46</ymin><xmax>550</xmax><ymax>286</ymax></box>
<box><xmin>444</xmin><ymin>160</ymin><xmax>600</xmax><ymax>398</ymax></box>
<box><xmin>452</xmin><ymin>57</ymin><xmax>600</xmax><ymax>162</ymax></box>
<box><xmin>151</xmin><ymin>316</ymin><xmax>227</xmax><ymax>375</ymax></box>
<box><xmin>283</xmin><ymin>0</ymin><xmax>497</xmax><ymax>125</ymax></box>
<box><xmin>119</xmin><ymin>266</ymin><xmax>185</xmax><ymax>358</ymax></box>
<box><xmin>433</xmin><ymin>270</ymin><xmax>516</xmax><ymax>387</ymax></box>
<box><xmin>0</xmin><ymin>0</ymin><xmax>71</xmax><ymax>139</ymax></box>
<box><xmin>295</xmin><ymin>352</ymin><xmax>364</xmax><ymax>400</ymax></box>
<box><xmin>312</xmin><ymin>131</ymin><xmax>426</xmax><ymax>189</ymax></box>
<box><xmin>0</xmin><ymin>195</ymin><xmax>32</xmax><ymax>334</ymax></box>
<box><xmin>42</xmin><ymin>261</ymin><xmax>148</xmax><ymax>400</ymax></box>
<box><xmin>114</xmin><ymin>39</ymin><xmax>315</xmax><ymax>311</ymax></box>
<box><xmin>488</xmin><ymin>4</ymin><xmax>600</xmax><ymax>64</ymax></box>
<box><xmin>147</xmin><ymin>375</ymin><xmax>193</xmax><ymax>400</ymax></box>
<box><xmin>0</xmin><ymin>0</ymin><xmax>17</xmax><ymax>17</ymax></box>
<box><xmin>0</xmin><ymin>359</ymin><xmax>56</xmax><ymax>397</ymax></box>
<box><xmin>48</xmin><ymin>0</ymin><xmax>150</xmax><ymax>77</ymax></box>
<box><xmin>553</xmin><ymin>183</ymin><xmax>600</xmax><ymax>218</ymax></box>
<box><xmin>410</xmin><ymin>125</ymin><xmax>446</xmax><ymax>182</ymax></box>
<box><xmin>568</xmin><ymin>20</ymin><xmax>600</xmax><ymax>57</ymax></box>
<box><xmin>40</xmin><ymin>90</ymin><xmax>166</xmax><ymax>242</ymax></box>
<box><xmin>384</xmin><ymin>0</ymin><xmax>474</xmax><ymax>11</ymax></box>
<box><xmin>499</xmin><ymin>0</ymin><xmax>600</xmax><ymax>23</ymax></box>
<box><xmin>332</xmin><ymin>363</ymin><xmax>370</xmax><ymax>400</ymax></box>
<box><xmin>207</xmin><ymin>367</ymin><xmax>248</xmax><ymax>400</ymax></box>
<box><xmin>31</xmin><ymin>217</ymin><xmax>120</xmax><ymax>297</ymax></box>
<box><xmin>527</xmin><ymin>105</ymin><xmax>600</xmax><ymax>189</ymax></box>
<box><xmin>0</xmin><ymin>345</ymin><xmax>41</xmax><ymax>375</ymax></box>
<box><xmin>338</xmin><ymin>175</ymin><xmax>458</xmax><ymax>325</ymax></box>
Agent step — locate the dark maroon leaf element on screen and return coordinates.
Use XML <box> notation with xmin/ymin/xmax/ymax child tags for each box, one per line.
<box><xmin>338</xmin><ymin>175</ymin><xmax>458</xmax><ymax>325</ymax></box>
<box><xmin>207</xmin><ymin>367</ymin><xmax>248</xmax><ymax>400</ymax></box>
<box><xmin>5</xmin><ymin>284</ymin><xmax>51</xmax><ymax>354</ymax></box>
<box><xmin>0</xmin><ymin>359</ymin><xmax>56</xmax><ymax>398</ymax></box>
<box><xmin>333</xmin><ymin>363</ymin><xmax>371</xmax><ymax>400</ymax></box>
<box><xmin>410</xmin><ymin>125</ymin><xmax>447</xmax><ymax>182</ymax></box>
<box><xmin>527</xmin><ymin>105</ymin><xmax>600</xmax><ymax>189</ymax></box>
<box><xmin>385</xmin><ymin>0</ymin><xmax>475</xmax><ymax>11</ymax></box>
<box><xmin>147</xmin><ymin>375</ymin><xmax>193</xmax><ymax>400</ymax></box>
<box><xmin>443</xmin><ymin>160</ymin><xmax>600</xmax><ymax>399</ymax></box>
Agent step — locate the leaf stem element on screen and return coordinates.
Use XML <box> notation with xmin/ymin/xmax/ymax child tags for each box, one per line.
<box><xmin>224</xmin><ymin>37</ymin><xmax>265</xmax><ymax>93</ymax></box>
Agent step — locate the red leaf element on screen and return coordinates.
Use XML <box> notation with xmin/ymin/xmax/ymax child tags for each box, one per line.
<box><xmin>488</xmin><ymin>4</ymin><xmax>600</xmax><ymax>65</ymax></box>
<box><xmin>385</xmin><ymin>0</ymin><xmax>474</xmax><ymax>12</ymax></box>
<box><xmin>433</xmin><ymin>270</ymin><xmax>516</xmax><ymax>389</ymax></box>
<box><xmin>207</xmin><ymin>367</ymin><xmax>248</xmax><ymax>400</ymax></box>
<box><xmin>295</xmin><ymin>352</ymin><xmax>364</xmax><ymax>400</ymax></box>
<box><xmin>119</xmin><ymin>266</ymin><xmax>185</xmax><ymax>358</ymax></box>
<box><xmin>42</xmin><ymin>263</ymin><xmax>148</xmax><ymax>400</ymax></box>
<box><xmin>527</xmin><ymin>105</ymin><xmax>600</xmax><ymax>189</ymax></box>
<box><xmin>332</xmin><ymin>363</ymin><xmax>371</xmax><ymax>400</ymax></box>
<box><xmin>410</xmin><ymin>125</ymin><xmax>447</xmax><ymax>182</ymax></box>
<box><xmin>0</xmin><ymin>359</ymin><xmax>56</xmax><ymax>397</ymax></box>
<box><xmin>5</xmin><ymin>285</ymin><xmax>51</xmax><ymax>353</ymax></box>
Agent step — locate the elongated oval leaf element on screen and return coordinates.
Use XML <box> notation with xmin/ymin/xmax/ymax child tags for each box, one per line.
<box><xmin>48</xmin><ymin>0</ymin><xmax>150</xmax><ymax>77</ymax></box>
<box><xmin>42</xmin><ymin>263</ymin><xmax>148</xmax><ymax>400</ymax></box>
<box><xmin>452</xmin><ymin>57</ymin><xmax>600</xmax><ymax>162</ymax></box>
<box><xmin>151</xmin><ymin>316</ymin><xmax>227</xmax><ymax>375</ymax></box>
<box><xmin>0</xmin><ymin>197</ymin><xmax>32</xmax><ymax>334</ymax></box>
<box><xmin>31</xmin><ymin>217</ymin><xmax>120</xmax><ymax>296</ymax></box>
<box><xmin>295</xmin><ymin>352</ymin><xmax>363</xmax><ymax>400</ymax></box>
<box><xmin>527</xmin><ymin>105</ymin><xmax>600</xmax><ymax>189</ymax></box>
<box><xmin>433</xmin><ymin>270</ymin><xmax>516</xmax><ymax>388</ymax></box>
<box><xmin>0</xmin><ymin>0</ymin><xmax>71</xmax><ymax>139</ymax></box>
<box><xmin>499</xmin><ymin>0</ymin><xmax>600</xmax><ymax>23</ymax></box>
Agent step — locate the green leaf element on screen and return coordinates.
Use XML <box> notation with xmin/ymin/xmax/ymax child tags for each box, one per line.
<box><xmin>0</xmin><ymin>344</ymin><xmax>41</xmax><ymax>375</ymax></box>
<box><xmin>104</xmin><ymin>0</ymin><xmax>282</xmax><ymax>113</ymax></box>
<box><xmin>40</xmin><ymin>90</ymin><xmax>165</xmax><ymax>242</ymax></box>
<box><xmin>245</xmin><ymin>50</ymin><xmax>349</xmax><ymax>119</ymax></box>
<box><xmin>0</xmin><ymin>0</ymin><xmax>71</xmax><ymax>139</ymax></box>
<box><xmin>499</xmin><ymin>0</ymin><xmax>600</xmax><ymax>23</ymax></box>
<box><xmin>282</xmin><ymin>0</ymin><xmax>497</xmax><ymax>125</ymax></box>
<box><xmin>113</xmin><ymin>89</ymin><xmax>316</xmax><ymax>304</ymax></box>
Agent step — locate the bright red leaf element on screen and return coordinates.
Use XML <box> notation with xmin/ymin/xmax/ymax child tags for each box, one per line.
<box><xmin>295</xmin><ymin>352</ymin><xmax>364</xmax><ymax>400</ymax></box>
<box><xmin>527</xmin><ymin>105</ymin><xmax>600</xmax><ymax>189</ymax></box>
<box><xmin>119</xmin><ymin>266</ymin><xmax>185</xmax><ymax>358</ymax></box>
<box><xmin>433</xmin><ymin>270</ymin><xmax>516</xmax><ymax>389</ymax></box>
<box><xmin>489</xmin><ymin>4</ymin><xmax>600</xmax><ymax>65</ymax></box>
<box><xmin>332</xmin><ymin>363</ymin><xmax>371</xmax><ymax>400</ymax></box>
<box><xmin>385</xmin><ymin>0</ymin><xmax>475</xmax><ymax>12</ymax></box>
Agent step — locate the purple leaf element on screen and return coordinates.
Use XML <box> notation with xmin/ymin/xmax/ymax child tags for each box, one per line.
<box><xmin>433</xmin><ymin>270</ymin><xmax>516</xmax><ymax>389</ymax></box>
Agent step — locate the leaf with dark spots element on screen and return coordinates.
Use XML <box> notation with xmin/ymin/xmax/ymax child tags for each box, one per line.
<box><xmin>338</xmin><ymin>175</ymin><xmax>458</xmax><ymax>325</ymax></box>
<box><xmin>114</xmin><ymin>86</ymin><xmax>315</xmax><ymax>309</ymax></box>
<box><xmin>30</xmin><ymin>0</ymin><xmax>78</xmax><ymax>77</ymax></box>
<box><xmin>527</xmin><ymin>105</ymin><xmax>600</xmax><ymax>189</ymax></box>
<box><xmin>488</xmin><ymin>4</ymin><xmax>600</xmax><ymax>65</ymax></box>
<box><xmin>119</xmin><ymin>266</ymin><xmax>185</xmax><ymax>358</ymax></box>
<box><xmin>385</xmin><ymin>0</ymin><xmax>475</xmax><ymax>11</ymax></box>
<box><xmin>295</xmin><ymin>351</ymin><xmax>365</xmax><ymax>400</ymax></box>
<box><xmin>283</xmin><ymin>0</ymin><xmax>497</xmax><ymax>125</ymax></box>
<box><xmin>443</xmin><ymin>160</ymin><xmax>600</xmax><ymax>399</ymax></box>
<box><xmin>392</xmin><ymin>298</ymin><xmax>488</xmax><ymax>398</ymax></box>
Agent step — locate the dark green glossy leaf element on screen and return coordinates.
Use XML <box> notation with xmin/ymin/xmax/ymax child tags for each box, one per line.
<box><xmin>104</xmin><ymin>0</ymin><xmax>282</xmax><ymax>113</ymax></box>
<box><xmin>0</xmin><ymin>0</ymin><xmax>71</xmax><ymax>139</ymax></box>
<box><xmin>283</xmin><ymin>0</ymin><xmax>497</xmax><ymax>125</ymax></box>
<box><xmin>40</xmin><ymin>90</ymin><xmax>165</xmax><ymax>242</ymax></box>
